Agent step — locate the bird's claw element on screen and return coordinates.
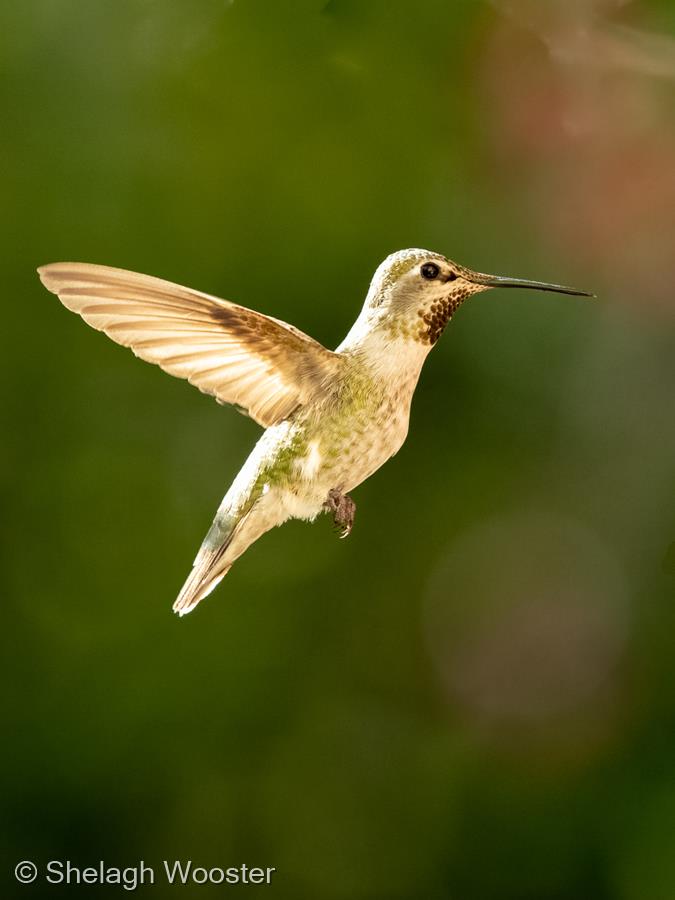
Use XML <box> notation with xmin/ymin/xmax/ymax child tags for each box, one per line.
<box><xmin>325</xmin><ymin>488</ymin><xmax>356</xmax><ymax>539</ymax></box>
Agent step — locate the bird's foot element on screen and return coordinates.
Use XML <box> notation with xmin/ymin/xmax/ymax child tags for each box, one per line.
<box><xmin>325</xmin><ymin>488</ymin><xmax>356</xmax><ymax>539</ymax></box>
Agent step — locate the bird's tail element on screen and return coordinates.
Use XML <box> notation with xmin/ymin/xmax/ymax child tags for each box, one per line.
<box><xmin>173</xmin><ymin>489</ymin><xmax>287</xmax><ymax>616</ymax></box>
<box><xmin>172</xmin><ymin>511</ymin><xmax>245</xmax><ymax>617</ymax></box>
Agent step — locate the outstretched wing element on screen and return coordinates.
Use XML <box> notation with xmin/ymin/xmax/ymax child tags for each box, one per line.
<box><xmin>38</xmin><ymin>262</ymin><xmax>340</xmax><ymax>427</ymax></box>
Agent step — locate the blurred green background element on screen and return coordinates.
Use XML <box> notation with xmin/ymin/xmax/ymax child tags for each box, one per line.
<box><xmin>2</xmin><ymin>1</ymin><xmax>675</xmax><ymax>897</ymax></box>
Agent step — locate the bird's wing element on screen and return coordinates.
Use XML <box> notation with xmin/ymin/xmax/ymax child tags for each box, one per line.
<box><xmin>38</xmin><ymin>262</ymin><xmax>341</xmax><ymax>427</ymax></box>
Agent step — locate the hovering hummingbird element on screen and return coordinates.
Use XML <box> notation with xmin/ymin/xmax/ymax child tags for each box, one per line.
<box><xmin>38</xmin><ymin>250</ymin><xmax>592</xmax><ymax>615</ymax></box>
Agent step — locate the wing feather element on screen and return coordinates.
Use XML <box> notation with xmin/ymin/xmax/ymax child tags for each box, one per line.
<box><xmin>38</xmin><ymin>262</ymin><xmax>340</xmax><ymax>427</ymax></box>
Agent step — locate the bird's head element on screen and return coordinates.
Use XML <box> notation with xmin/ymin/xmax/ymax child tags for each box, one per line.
<box><xmin>362</xmin><ymin>248</ymin><xmax>593</xmax><ymax>346</ymax></box>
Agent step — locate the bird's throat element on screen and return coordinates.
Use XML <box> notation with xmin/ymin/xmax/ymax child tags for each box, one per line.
<box><xmin>415</xmin><ymin>288</ymin><xmax>471</xmax><ymax>345</ymax></box>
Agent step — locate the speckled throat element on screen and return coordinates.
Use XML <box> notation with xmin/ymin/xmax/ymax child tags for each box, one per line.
<box><xmin>416</xmin><ymin>286</ymin><xmax>472</xmax><ymax>345</ymax></box>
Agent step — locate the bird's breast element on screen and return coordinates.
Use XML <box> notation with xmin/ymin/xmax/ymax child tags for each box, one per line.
<box><xmin>291</xmin><ymin>365</ymin><xmax>419</xmax><ymax>495</ymax></box>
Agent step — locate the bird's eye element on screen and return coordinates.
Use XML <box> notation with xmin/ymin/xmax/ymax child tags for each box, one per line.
<box><xmin>421</xmin><ymin>263</ymin><xmax>440</xmax><ymax>280</ymax></box>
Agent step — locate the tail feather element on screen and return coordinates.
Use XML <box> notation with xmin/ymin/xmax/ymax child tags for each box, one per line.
<box><xmin>172</xmin><ymin>495</ymin><xmax>282</xmax><ymax>616</ymax></box>
<box><xmin>172</xmin><ymin>552</ymin><xmax>231</xmax><ymax>617</ymax></box>
<box><xmin>172</xmin><ymin>515</ymin><xmax>240</xmax><ymax>617</ymax></box>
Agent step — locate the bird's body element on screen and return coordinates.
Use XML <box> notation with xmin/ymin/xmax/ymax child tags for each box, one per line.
<box><xmin>38</xmin><ymin>249</ymin><xmax>591</xmax><ymax>615</ymax></box>
<box><xmin>176</xmin><ymin>316</ymin><xmax>426</xmax><ymax>610</ymax></box>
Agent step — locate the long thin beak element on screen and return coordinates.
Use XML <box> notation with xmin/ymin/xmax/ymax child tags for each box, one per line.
<box><xmin>469</xmin><ymin>271</ymin><xmax>595</xmax><ymax>298</ymax></box>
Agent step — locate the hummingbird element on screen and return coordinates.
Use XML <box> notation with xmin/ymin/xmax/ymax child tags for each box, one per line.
<box><xmin>38</xmin><ymin>250</ymin><xmax>592</xmax><ymax>616</ymax></box>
